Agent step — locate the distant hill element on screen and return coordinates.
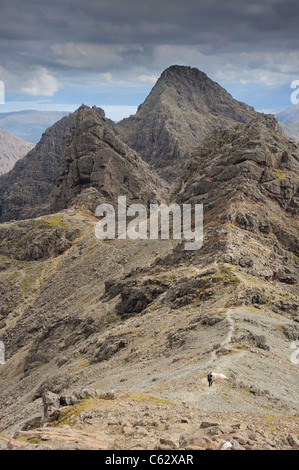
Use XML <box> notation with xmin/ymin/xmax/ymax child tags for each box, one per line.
<box><xmin>0</xmin><ymin>129</ymin><xmax>34</xmax><ymax>175</ymax></box>
<box><xmin>276</xmin><ymin>105</ymin><xmax>299</xmax><ymax>124</ymax></box>
<box><xmin>0</xmin><ymin>110</ymin><xmax>70</xmax><ymax>143</ymax></box>
<box><xmin>276</xmin><ymin>105</ymin><xmax>299</xmax><ymax>141</ymax></box>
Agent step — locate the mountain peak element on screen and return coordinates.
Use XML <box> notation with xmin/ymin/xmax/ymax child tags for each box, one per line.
<box><xmin>160</xmin><ymin>64</ymin><xmax>209</xmax><ymax>81</ymax></box>
<box><xmin>114</xmin><ymin>65</ymin><xmax>258</xmax><ymax>181</ymax></box>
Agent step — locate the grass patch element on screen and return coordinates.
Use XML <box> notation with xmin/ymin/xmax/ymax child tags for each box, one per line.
<box><xmin>215</xmin><ymin>266</ymin><xmax>241</xmax><ymax>286</ymax></box>
<box><xmin>272</xmin><ymin>169</ymin><xmax>286</xmax><ymax>180</ymax></box>
<box><xmin>5</xmin><ymin>270</ymin><xmax>21</xmax><ymax>281</ymax></box>
<box><xmin>261</xmin><ymin>405</ymin><xmax>273</xmax><ymax>411</ymax></box>
<box><xmin>33</xmin><ymin>215</ymin><xmax>67</xmax><ymax>229</ymax></box>
<box><xmin>133</xmin><ymin>250</ymin><xmax>142</xmax><ymax>257</ymax></box>
<box><xmin>25</xmin><ymin>437</ymin><xmax>43</xmax><ymax>445</ymax></box>
<box><xmin>21</xmin><ymin>265</ymin><xmax>43</xmax><ymax>293</ymax></box>
<box><xmin>21</xmin><ymin>274</ymin><xmax>38</xmax><ymax>293</ymax></box>
<box><xmin>77</xmin><ymin>358</ymin><xmax>90</xmax><ymax>370</ymax></box>
<box><xmin>264</xmin><ymin>414</ymin><xmax>276</xmax><ymax>422</ymax></box>
<box><xmin>48</xmin><ymin>398</ymin><xmax>92</xmax><ymax>427</ymax></box>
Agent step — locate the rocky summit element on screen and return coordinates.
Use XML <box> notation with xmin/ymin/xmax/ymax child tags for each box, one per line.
<box><xmin>51</xmin><ymin>105</ymin><xmax>167</xmax><ymax>214</ymax></box>
<box><xmin>114</xmin><ymin>65</ymin><xmax>258</xmax><ymax>181</ymax></box>
<box><xmin>0</xmin><ymin>68</ymin><xmax>298</xmax><ymax>451</ymax></box>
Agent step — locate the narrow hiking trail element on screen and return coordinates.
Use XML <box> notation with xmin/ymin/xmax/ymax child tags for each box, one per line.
<box><xmin>209</xmin><ymin>308</ymin><xmax>236</xmax><ymax>363</ymax></box>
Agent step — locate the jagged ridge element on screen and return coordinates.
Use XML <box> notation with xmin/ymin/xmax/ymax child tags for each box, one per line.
<box><xmin>174</xmin><ymin>113</ymin><xmax>299</xmax><ymax>283</ymax></box>
<box><xmin>51</xmin><ymin>105</ymin><xmax>167</xmax><ymax>213</ymax></box>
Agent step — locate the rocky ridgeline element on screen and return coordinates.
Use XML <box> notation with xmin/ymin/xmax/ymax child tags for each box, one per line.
<box><xmin>114</xmin><ymin>65</ymin><xmax>258</xmax><ymax>181</ymax></box>
<box><xmin>173</xmin><ymin>113</ymin><xmax>299</xmax><ymax>285</ymax></box>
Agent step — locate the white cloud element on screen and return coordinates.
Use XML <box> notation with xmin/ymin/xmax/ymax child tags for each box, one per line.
<box><xmin>20</xmin><ymin>67</ymin><xmax>60</xmax><ymax>96</ymax></box>
<box><xmin>151</xmin><ymin>46</ymin><xmax>299</xmax><ymax>87</ymax></box>
<box><xmin>212</xmin><ymin>51</ymin><xmax>299</xmax><ymax>86</ymax></box>
<box><xmin>102</xmin><ymin>105</ymin><xmax>138</xmax><ymax>121</ymax></box>
<box><xmin>138</xmin><ymin>74</ymin><xmax>159</xmax><ymax>83</ymax></box>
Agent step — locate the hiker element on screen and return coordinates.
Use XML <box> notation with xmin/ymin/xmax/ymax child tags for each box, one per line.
<box><xmin>207</xmin><ymin>372</ymin><xmax>213</xmax><ymax>387</ymax></box>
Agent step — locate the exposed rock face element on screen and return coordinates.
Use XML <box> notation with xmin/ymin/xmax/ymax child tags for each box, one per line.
<box><xmin>174</xmin><ymin>113</ymin><xmax>299</xmax><ymax>284</ymax></box>
<box><xmin>0</xmin><ymin>111</ymin><xmax>77</xmax><ymax>223</ymax></box>
<box><xmin>114</xmin><ymin>65</ymin><xmax>258</xmax><ymax>181</ymax></box>
<box><xmin>0</xmin><ymin>129</ymin><xmax>34</xmax><ymax>175</ymax></box>
<box><xmin>51</xmin><ymin>105</ymin><xmax>167</xmax><ymax>213</ymax></box>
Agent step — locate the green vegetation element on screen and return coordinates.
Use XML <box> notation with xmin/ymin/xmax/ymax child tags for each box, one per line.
<box><xmin>264</xmin><ymin>414</ymin><xmax>277</xmax><ymax>422</ymax></box>
<box><xmin>261</xmin><ymin>405</ymin><xmax>273</xmax><ymax>411</ymax></box>
<box><xmin>272</xmin><ymin>169</ymin><xmax>286</xmax><ymax>180</ymax></box>
<box><xmin>77</xmin><ymin>358</ymin><xmax>90</xmax><ymax>370</ymax></box>
<box><xmin>33</xmin><ymin>214</ymin><xmax>67</xmax><ymax>229</ymax></box>
<box><xmin>22</xmin><ymin>437</ymin><xmax>43</xmax><ymax>445</ymax></box>
<box><xmin>21</xmin><ymin>264</ymin><xmax>44</xmax><ymax>293</ymax></box>
<box><xmin>49</xmin><ymin>397</ymin><xmax>92</xmax><ymax>427</ymax></box>
<box><xmin>215</xmin><ymin>265</ymin><xmax>241</xmax><ymax>287</ymax></box>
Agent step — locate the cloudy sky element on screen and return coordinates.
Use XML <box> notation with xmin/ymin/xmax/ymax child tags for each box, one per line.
<box><xmin>0</xmin><ymin>0</ymin><xmax>298</xmax><ymax>119</ymax></box>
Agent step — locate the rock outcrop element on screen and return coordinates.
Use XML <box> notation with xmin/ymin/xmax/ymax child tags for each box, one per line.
<box><xmin>114</xmin><ymin>65</ymin><xmax>258</xmax><ymax>181</ymax></box>
<box><xmin>51</xmin><ymin>105</ymin><xmax>167</xmax><ymax>214</ymax></box>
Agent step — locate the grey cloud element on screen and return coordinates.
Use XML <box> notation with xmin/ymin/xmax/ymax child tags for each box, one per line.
<box><xmin>0</xmin><ymin>0</ymin><xmax>298</xmax><ymax>45</ymax></box>
<box><xmin>0</xmin><ymin>0</ymin><xmax>298</xmax><ymax>95</ymax></box>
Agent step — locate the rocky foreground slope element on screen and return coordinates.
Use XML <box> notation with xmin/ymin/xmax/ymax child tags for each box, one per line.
<box><xmin>0</xmin><ymin>112</ymin><xmax>298</xmax><ymax>450</ymax></box>
<box><xmin>0</xmin><ymin>129</ymin><xmax>34</xmax><ymax>176</ymax></box>
<box><xmin>114</xmin><ymin>65</ymin><xmax>258</xmax><ymax>181</ymax></box>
